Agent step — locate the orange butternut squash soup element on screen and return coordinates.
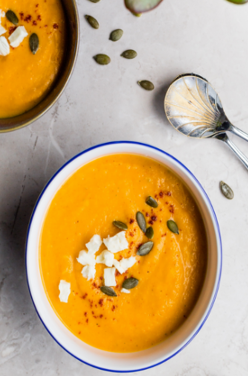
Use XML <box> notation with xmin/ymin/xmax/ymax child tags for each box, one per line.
<box><xmin>0</xmin><ymin>1</ymin><xmax>66</xmax><ymax>118</ymax></box>
<box><xmin>40</xmin><ymin>154</ymin><xmax>207</xmax><ymax>353</ymax></box>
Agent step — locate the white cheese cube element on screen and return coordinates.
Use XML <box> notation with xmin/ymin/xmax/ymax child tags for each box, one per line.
<box><xmin>81</xmin><ymin>265</ymin><xmax>96</xmax><ymax>280</ymax></box>
<box><xmin>0</xmin><ymin>25</ymin><xmax>6</xmax><ymax>36</ymax></box>
<box><xmin>113</xmin><ymin>256</ymin><xmax>137</xmax><ymax>274</ymax></box>
<box><xmin>103</xmin><ymin>231</ymin><xmax>129</xmax><ymax>254</ymax></box>
<box><xmin>0</xmin><ymin>36</ymin><xmax>10</xmax><ymax>56</ymax></box>
<box><xmin>8</xmin><ymin>26</ymin><xmax>28</xmax><ymax>48</ymax></box>
<box><xmin>104</xmin><ymin>267</ymin><xmax>116</xmax><ymax>287</ymax></box>
<box><xmin>121</xmin><ymin>288</ymin><xmax>130</xmax><ymax>294</ymax></box>
<box><xmin>96</xmin><ymin>250</ymin><xmax>114</xmax><ymax>267</ymax></box>
<box><xmin>59</xmin><ymin>280</ymin><xmax>71</xmax><ymax>303</ymax></box>
<box><xmin>86</xmin><ymin>234</ymin><xmax>102</xmax><ymax>254</ymax></box>
<box><xmin>77</xmin><ymin>250</ymin><xmax>96</xmax><ymax>266</ymax></box>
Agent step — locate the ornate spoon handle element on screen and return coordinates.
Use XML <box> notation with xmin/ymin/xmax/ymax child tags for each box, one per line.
<box><xmin>229</xmin><ymin>124</ymin><xmax>248</xmax><ymax>143</ymax></box>
<box><xmin>216</xmin><ymin>133</ymin><xmax>248</xmax><ymax>170</ymax></box>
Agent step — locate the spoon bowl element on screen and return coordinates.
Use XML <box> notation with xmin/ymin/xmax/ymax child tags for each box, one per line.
<box><xmin>164</xmin><ymin>73</ymin><xmax>248</xmax><ymax>170</ymax></box>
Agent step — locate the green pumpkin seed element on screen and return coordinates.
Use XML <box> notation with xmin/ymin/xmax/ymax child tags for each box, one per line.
<box><xmin>121</xmin><ymin>49</ymin><xmax>137</xmax><ymax>59</ymax></box>
<box><xmin>145</xmin><ymin>196</ymin><xmax>158</xmax><ymax>208</ymax></box>
<box><xmin>29</xmin><ymin>33</ymin><xmax>39</xmax><ymax>55</ymax></box>
<box><xmin>122</xmin><ymin>277</ymin><xmax>139</xmax><ymax>289</ymax></box>
<box><xmin>138</xmin><ymin>80</ymin><xmax>154</xmax><ymax>91</ymax></box>
<box><xmin>85</xmin><ymin>15</ymin><xmax>99</xmax><ymax>29</ymax></box>
<box><xmin>145</xmin><ymin>227</ymin><xmax>154</xmax><ymax>239</ymax></box>
<box><xmin>100</xmin><ymin>286</ymin><xmax>117</xmax><ymax>297</ymax></box>
<box><xmin>220</xmin><ymin>181</ymin><xmax>234</xmax><ymax>200</ymax></box>
<box><xmin>6</xmin><ymin>10</ymin><xmax>19</xmax><ymax>25</ymax></box>
<box><xmin>137</xmin><ymin>241</ymin><xmax>154</xmax><ymax>256</ymax></box>
<box><xmin>110</xmin><ymin>29</ymin><xmax>123</xmax><ymax>42</ymax></box>
<box><xmin>89</xmin><ymin>0</ymin><xmax>101</xmax><ymax>2</ymax></box>
<box><xmin>136</xmin><ymin>211</ymin><xmax>146</xmax><ymax>232</ymax></box>
<box><xmin>167</xmin><ymin>220</ymin><xmax>179</xmax><ymax>234</ymax></box>
<box><xmin>113</xmin><ymin>220</ymin><xmax>128</xmax><ymax>231</ymax></box>
<box><xmin>94</xmin><ymin>54</ymin><xmax>111</xmax><ymax>65</ymax></box>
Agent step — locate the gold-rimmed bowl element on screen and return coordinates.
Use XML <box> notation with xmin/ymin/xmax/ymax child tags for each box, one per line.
<box><xmin>0</xmin><ymin>0</ymin><xmax>79</xmax><ymax>133</ymax></box>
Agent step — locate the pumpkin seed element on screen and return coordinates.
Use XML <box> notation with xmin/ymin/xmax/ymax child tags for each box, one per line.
<box><xmin>94</xmin><ymin>54</ymin><xmax>111</xmax><ymax>65</ymax></box>
<box><xmin>122</xmin><ymin>277</ymin><xmax>139</xmax><ymax>289</ymax></box>
<box><xmin>220</xmin><ymin>181</ymin><xmax>234</xmax><ymax>200</ymax></box>
<box><xmin>145</xmin><ymin>196</ymin><xmax>158</xmax><ymax>208</ymax></box>
<box><xmin>100</xmin><ymin>286</ymin><xmax>117</xmax><ymax>297</ymax></box>
<box><xmin>6</xmin><ymin>10</ymin><xmax>19</xmax><ymax>25</ymax></box>
<box><xmin>29</xmin><ymin>33</ymin><xmax>39</xmax><ymax>55</ymax></box>
<box><xmin>121</xmin><ymin>49</ymin><xmax>137</xmax><ymax>59</ymax></box>
<box><xmin>167</xmin><ymin>220</ymin><xmax>179</xmax><ymax>234</ymax></box>
<box><xmin>137</xmin><ymin>241</ymin><xmax>154</xmax><ymax>256</ymax></box>
<box><xmin>138</xmin><ymin>80</ymin><xmax>154</xmax><ymax>91</ymax></box>
<box><xmin>89</xmin><ymin>0</ymin><xmax>101</xmax><ymax>2</ymax></box>
<box><xmin>85</xmin><ymin>15</ymin><xmax>99</xmax><ymax>29</ymax></box>
<box><xmin>136</xmin><ymin>211</ymin><xmax>146</xmax><ymax>232</ymax></box>
<box><xmin>110</xmin><ymin>29</ymin><xmax>123</xmax><ymax>42</ymax></box>
<box><xmin>145</xmin><ymin>227</ymin><xmax>154</xmax><ymax>239</ymax></box>
<box><xmin>113</xmin><ymin>220</ymin><xmax>128</xmax><ymax>231</ymax></box>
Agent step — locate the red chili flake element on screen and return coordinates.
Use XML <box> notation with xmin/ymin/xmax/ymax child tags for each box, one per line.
<box><xmin>160</xmin><ymin>208</ymin><xmax>162</xmax><ymax>211</ymax></box>
<box><xmin>115</xmin><ymin>269</ymin><xmax>120</xmax><ymax>277</ymax></box>
<box><xmin>53</xmin><ymin>23</ymin><xmax>59</xmax><ymax>29</ymax></box>
<box><xmin>36</xmin><ymin>4</ymin><xmax>39</xmax><ymax>7</ymax></box>
<box><xmin>151</xmin><ymin>215</ymin><xmax>157</xmax><ymax>221</ymax></box>
<box><xmin>129</xmin><ymin>232</ymin><xmax>134</xmax><ymax>237</ymax></box>
<box><xmin>124</xmin><ymin>275</ymin><xmax>128</xmax><ymax>280</ymax></box>
<box><xmin>112</xmin><ymin>305</ymin><xmax>116</xmax><ymax>311</ymax></box>
<box><xmin>86</xmin><ymin>319</ymin><xmax>89</xmax><ymax>323</ymax></box>
<box><xmin>44</xmin><ymin>24</ymin><xmax>48</xmax><ymax>27</ymax></box>
<box><xmin>37</xmin><ymin>15</ymin><xmax>41</xmax><ymax>21</ymax></box>
<box><xmin>82</xmin><ymin>293</ymin><xmax>88</xmax><ymax>299</ymax></box>
<box><xmin>165</xmin><ymin>201</ymin><xmax>168</xmax><ymax>205</ymax></box>
<box><xmin>24</xmin><ymin>15</ymin><xmax>32</xmax><ymax>22</ymax></box>
<box><xmin>148</xmin><ymin>220</ymin><xmax>154</xmax><ymax>225</ymax></box>
<box><xmin>100</xmin><ymin>314</ymin><xmax>103</xmax><ymax>318</ymax></box>
<box><xmin>167</xmin><ymin>191</ymin><xmax>172</xmax><ymax>196</ymax></box>
<box><xmin>161</xmin><ymin>233</ymin><xmax>167</xmax><ymax>237</ymax></box>
<box><xmin>84</xmin><ymin>312</ymin><xmax>87</xmax><ymax>317</ymax></box>
<box><xmin>169</xmin><ymin>205</ymin><xmax>174</xmax><ymax>214</ymax></box>
<box><xmin>8</xmin><ymin>26</ymin><xmax>17</xmax><ymax>35</ymax></box>
<box><xmin>129</xmin><ymin>219</ymin><xmax>134</xmax><ymax>224</ymax></box>
<box><xmin>98</xmin><ymin>299</ymin><xmax>103</xmax><ymax>306</ymax></box>
<box><xmin>19</xmin><ymin>12</ymin><xmax>24</xmax><ymax>20</ymax></box>
<box><xmin>92</xmin><ymin>282</ymin><xmax>98</xmax><ymax>288</ymax></box>
<box><xmin>159</xmin><ymin>191</ymin><xmax>163</xmax><ymax>198</ymax></box>
<box><xmin>33</xmin><ymin>20</ymin><xmax>37</xmax><ymax>25</ymax></box>
<box><xmin>130</xmin><ymin>241</ymin><xmax>134</xmax><ymax>247</ymax></box>
<box><xmin>145</xmin><ymin>212</ymin><xmax>149</xmax><ymax>217</ymax></box>
<box><xmin>92</xmin><ymin>311</ymin><xmax>95</xmax><ymax>315</ymax></box>
<box><xmin>100</xmin><ymin>276</ymin><xmax>103</xmax><ymax>280</ymax></box>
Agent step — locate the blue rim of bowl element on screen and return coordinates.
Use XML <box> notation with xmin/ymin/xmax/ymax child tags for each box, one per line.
<box><xmin>25</xmin><ymin>140</ymin><xmax>222</xmax><ymax>373</ymax></box>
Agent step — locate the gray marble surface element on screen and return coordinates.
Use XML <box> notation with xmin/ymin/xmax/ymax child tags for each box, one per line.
<box><xmin>1</xmin><ymin>0</ymin><xmax>248</xmax><ymax>374</ymax></box>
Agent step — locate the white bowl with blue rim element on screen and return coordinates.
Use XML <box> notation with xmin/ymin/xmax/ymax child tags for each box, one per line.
<box><xmin>26</xmin><ymin>141</ymin><xmax>222</xmax><ymax>372</ymax></box>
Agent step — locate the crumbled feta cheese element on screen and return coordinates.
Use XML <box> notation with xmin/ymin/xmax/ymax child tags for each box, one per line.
<box><xmin>59</xmin><ymin>280</ymin><xmax>71</xmax><ymax>303</ymax></box>
<box><xmin>0</xmin><ymin>36</ymin><xmax>9</xmax><ymax>56</ymax></box>
<box><xmin>77</xmin><ymin>250</ymin><xmax>96</xmax><ymax>266</ymax></box>
<box><xmin>121</xmin><ymin>288</ymin><xmax>130</xmax><ymax>294</ymax></box>
<box><xmin>86</xmin><ymin>234</ymin><xmax>102</xmax><ymax>254</ymax></box>
<box><xmin>103</xmin><ymin>231</ymin><xmax>129</xmax><ymax>253</ymax></box>
<box><xmin>104</xmin><ymin>267</ymin><xmax>116</xmax><ymax>287</ymax></box>
<box><xmin>0</xmin><ymin>10</ymin><xmax>5</xmax><ymax>21</ymax></box>
<box><xmin>113</xmin><ymin>256</ymin><xmax>137</xmax><ymax>274</ymax></box>
<box><xmin>0</xmin><ymin>25</ymin><xmax>6</xmax><ymax>36</ymax></box>
<box><xmin>8</xmin><ymin>26</ymin><xmax>28</xmax><ymax>48</ymax></box>
<box><xmin>96</xmin><ymin>250</ymin><xmax>114</xmax><ymax>267</ymax></box>
<box><xmin>82</xmin><ymin>265</ymin><xmax>96</xmax><ymax>280</ymax></box>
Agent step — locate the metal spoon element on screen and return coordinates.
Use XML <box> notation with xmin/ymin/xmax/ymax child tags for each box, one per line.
<box><xmin>164</xmin><ymin>73</ymin><xmax>248</xmax><ymax>169</ymax></box>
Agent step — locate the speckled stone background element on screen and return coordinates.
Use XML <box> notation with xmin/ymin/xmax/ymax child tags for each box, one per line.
<box><xmin>1</xmin><ymin>0</ymin><xmax>248</xmax><ymax>375</ymax></box>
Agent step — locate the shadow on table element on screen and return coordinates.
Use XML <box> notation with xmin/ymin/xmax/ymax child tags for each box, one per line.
<box><xmin>152</xmin><ymin>77</ymin><xmax>176</xmax><ymax>124</ymax></box>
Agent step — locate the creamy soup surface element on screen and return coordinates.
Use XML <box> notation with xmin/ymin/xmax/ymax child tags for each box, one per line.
<box><xmin>0</xmin><ymin>0</ymin><xmax>66</xmax><ymax>118</ymax></box>
<box><xmin>40</xmin><ymin>154</ymin><xmax>207</xmax><ymax>353</ymax></box>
